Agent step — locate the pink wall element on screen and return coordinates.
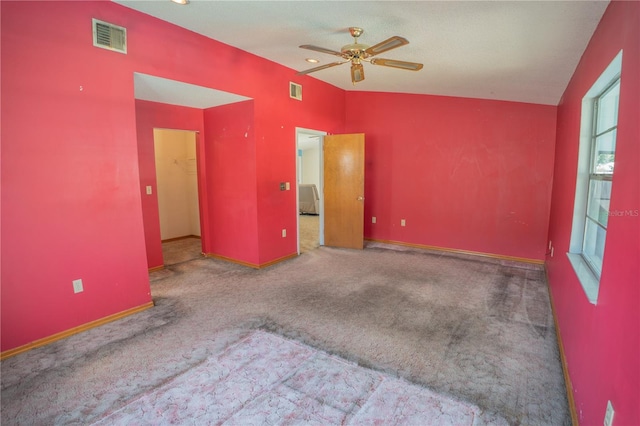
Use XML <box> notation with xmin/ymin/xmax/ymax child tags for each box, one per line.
<box><xmin>546</xmin><ymin>1</ymin><xmax>639</xmax><ymax>424</ymax></box>
<box><xmin>1</xmin><ymin>2</ymin><xmax>153</xmax><ymax>350</ymax></box>
<box><xmin>1</xmin><ymin>1</ymin><xmax>345</xmax><ymax>351</ymax></box>
<box><xmin>254</xmin><ymin>73</ymin><xmax>346</xmax><ymax>265</ymax></box>
<box><xmin>346</xmin><ymin>92</ymin><xmax>557</xmax><ymax>261</ymax></box>
<box><xmin>135</xmin><ymin>100</ymin><xmax>205</xmax><ymax>269</ymax></box>
<box><xmin>203</xmin><ymin>101</ymin><xmax>260</xmax><ymax>265</ymax></box>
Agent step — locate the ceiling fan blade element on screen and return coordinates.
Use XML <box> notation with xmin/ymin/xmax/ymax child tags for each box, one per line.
<box><xmin>370</xmin><ymin>58</ymin><xmax>424</xmax><ymax>71</ymax></box>
<box><xmin>299</xmin><ymin>44</ymin><xmax>345</xmax><ymax>58</ymax></box>
<box><xmin>296</xmin><ymin>61</ymin><xmax>345</xmax><ymax>75</ymax></box>
<box><xmin>364</xmin><ymin>36</ymin><xmax>409</xmax><ymax>56</ymax></box>
<box><xmin>351</xmin><ymin>62</ymin><xmax>365</xmax><ymax>84</ymax></box>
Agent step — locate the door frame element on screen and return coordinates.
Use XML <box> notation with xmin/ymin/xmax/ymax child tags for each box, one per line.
<box><xmin>153</xmin><ymin>128</ymin><xmax>204</xmax><ymax>259</ymax></box>
<box><xmin>295</xmin><ymin>127</ymin><xmax>327</xmax><ymax>254</ymax></box>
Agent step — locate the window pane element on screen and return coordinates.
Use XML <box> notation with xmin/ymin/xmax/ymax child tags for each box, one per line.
<box><xmin>593</xmin><ymin>129</ymin><xmax>616</xmax><ymax>174</ymax></box>
<box><xmin>583</xmin><ymin>218</ymin><xmax>606</xmax><ymax>276</ymax></box>
<box><xmin>596</xmin><ymin>80</ymin><xmax>620</xmax><ymax>133</ymax></box>
<box><xmin>587</xmin><ymin>179</ymin><xmax>612</xmax><ymax>227</ymax></box>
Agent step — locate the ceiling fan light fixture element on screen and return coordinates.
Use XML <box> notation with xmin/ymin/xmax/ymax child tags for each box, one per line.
<box><xmin>298</xmin><ymin>27</ymin><xmax>423</xmax><ymax>83</ymax></box>
<box><xmin>351</xmin><ymin>62</ymin><xmax>365</xmax><ymax>84</ymax></box>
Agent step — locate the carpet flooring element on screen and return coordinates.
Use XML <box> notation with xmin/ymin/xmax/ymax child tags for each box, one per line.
<box><xmin>94</xmin><ymin>330</ymin><xmax>492</xmax><ymax>425</ymax></box>
<box><xmin>299</xmin><ymin>214</ymin><xmax>319</xmax><ymax>253</ymax></box>
<box><xmin>162</xmin><ymin>236</ymin><xmax>203</xmax><ymax>265</ymax></box>
<box><xmin>1</xmin><ymin>242</ymin><xmax>569</xmax><ymax>425</ymax></box>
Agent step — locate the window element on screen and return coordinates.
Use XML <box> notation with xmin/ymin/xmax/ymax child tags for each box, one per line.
<box><xmin>568</xmin><ymin>51</ymin><xmax>622</xmax><ymax>304</ymax></box>
<box><xmin>582</xmin><ymin>78</ymin><xmax>619</xmax><ymax>276</ymax></box>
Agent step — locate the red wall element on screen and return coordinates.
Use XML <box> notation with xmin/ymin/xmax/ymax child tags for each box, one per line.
<box><xmin>1</xmin><ymin>1</ymin><xmax>345</xmax><ymax>351</ymax></box>
<box><xmin>203</xmin><ymin>101</ymin><xmax>260</xmax><ymax>264</ymax></box>
<box><xmin>135</xmin><ymin>100</ymin><xmax>205</xmax><ymax>269</ymax></box>
<box><xmin>1</xmin><ymin>1</ymin><xmax>153</xmax><ymax>350</ymax></box>
<box><xmin>346</xmin><ymin>92</ymin><xmax>557</xmax><ymax>261</ymax></box>
<box><xmin>546</xmin><ymin>1</ymin><xmax>639</xmax><ymax>424</ymax></box>
<box><xmin>253</xmin><ymin>71</ymin><xmax>347</xmax><ymax>265</ymax></box>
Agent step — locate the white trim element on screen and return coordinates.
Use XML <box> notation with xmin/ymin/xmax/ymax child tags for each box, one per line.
<box><xmin>295</xmin><ymin>127</ymin><xmax>327</xmax><ymax>254</ymax></box>
<box><xmin>567</xmin><ymin>50</ymin><xmax>622</xmax><ymax>304</ymax></box>
<box><xmin>567</xmin><ymin>254</ymin><xmax>599</xmax><ymax>304</ymax></box>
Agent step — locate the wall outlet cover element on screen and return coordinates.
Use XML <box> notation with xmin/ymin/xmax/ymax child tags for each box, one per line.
<box><xmin>72</xmin><ymin>279</ymin><xmax>84</xmax><ymax>294</ymax></box>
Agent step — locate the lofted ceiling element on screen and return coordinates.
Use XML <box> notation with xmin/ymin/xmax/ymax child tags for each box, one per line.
<box><xmin>117</xmin><ymin>0</ymin><xmax>609</xmax><ymax>106</ymax></box>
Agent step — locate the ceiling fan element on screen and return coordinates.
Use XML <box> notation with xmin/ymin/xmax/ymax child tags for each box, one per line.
<box><xmin>296</xmin><ymin>27</ymin><xmax>423</xmax><ymax>84</ymax></box>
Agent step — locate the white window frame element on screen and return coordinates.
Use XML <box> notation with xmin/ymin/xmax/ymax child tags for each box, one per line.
<box><xmin>567</xmin><ymin>50</ymin><xmax>622</xmax><ymax>304</ymax></box>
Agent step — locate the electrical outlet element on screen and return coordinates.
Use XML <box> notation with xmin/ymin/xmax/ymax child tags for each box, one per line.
<box><xmin>372</xmin><ymin>216</ymin><xmax>377</xmax><ymax>224</ymax></box>
<box><xmin>72</xmin><ymin>279</ymin><xmax>84</xmax><ymax>294</ymax></box>
<box><xmin>604</xmin><ymin>400</ymin><xmax>614</xmax><ymax>426</ymax></box>
<box><xmin>285</xmin><ymin>182</ymin><xmax>290</xmax><ymax>190</ymax></box>
<box><xmin>401</xmin><ymin>219</ymin><xmax>406</xmax><ymax>227</ymax></box>
<box><xmin>282</xmin><ymin>229</ymin><xmax>286</xmax><ymax>238</ymax></box>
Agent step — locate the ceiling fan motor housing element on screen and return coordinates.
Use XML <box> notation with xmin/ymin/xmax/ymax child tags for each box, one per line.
<box><xmin>343</xmin><ymin>27</ymin><xmax>369</xmax><ymax>59</ymax></box>
<box><xmin>341</xmin><ymin>43</ymin><xmax>370</xmax><ymax>59</ymax></box>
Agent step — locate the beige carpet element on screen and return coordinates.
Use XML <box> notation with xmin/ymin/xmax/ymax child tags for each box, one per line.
<box><xmin>299</xmin><ymin>214</ymin><xmax>319</xmax><ymax>253</ymax></box>
<box><xmin>162</xmin><ymin>236</ymin><xmax>202</xmax><ymax>265</ymax></box>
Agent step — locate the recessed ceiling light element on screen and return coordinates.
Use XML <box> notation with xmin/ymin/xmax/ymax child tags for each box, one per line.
<box><xmin>171</xmin><ymin>0</ymin><xmax>189</xmax><ymax>4</ymax></box>
<box><xmin>305</xmin><ymin>58</ymin><xmax>320</xmax><ymax>63</ymax></box>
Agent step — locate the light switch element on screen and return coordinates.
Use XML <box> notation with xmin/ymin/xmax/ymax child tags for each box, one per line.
<box><xmin>285</xmin><ymin>182</ymin><xmax>290</xmax><ymax>190</ymax></box>
<box><xmin>146</xmin><ymin>185</ymin><xmax>152</xmax><ymax>195</ymax></box>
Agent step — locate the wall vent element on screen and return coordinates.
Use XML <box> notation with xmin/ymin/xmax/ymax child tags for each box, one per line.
<box><xmin>92</xmin><ymin>18</ymin><xmax>127</xmax><ymax>54</ymax></box>
<box><xmin>290</xmin><ymin>82</ymin><xmax>302</xmax><ymax>101</ymax></box>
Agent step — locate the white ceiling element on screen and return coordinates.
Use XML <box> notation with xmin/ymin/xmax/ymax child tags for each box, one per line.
<box><xmin>118</xmin><ymin>0</ymin><xmax>609</xmax><ymax>106</ymax></box>
<box><xmin>134</xmin><ymin>73</ymin><xmax>251</xmax><ymax>108</ymax></box>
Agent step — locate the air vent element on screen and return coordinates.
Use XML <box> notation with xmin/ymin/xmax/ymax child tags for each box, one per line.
<box><xmin>289</xmin><ymin>82</ymin><xmax>302</xmax><ymax>101</ymax></box>
<box><xmin>92</xmin><ymin>18</ymin><xmax>127</xmax><ymax>54</ymax></box>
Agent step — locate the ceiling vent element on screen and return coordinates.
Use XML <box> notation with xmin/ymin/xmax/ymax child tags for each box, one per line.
<box><xmin>92</xmin><ymin>18</ymin><xmax>127</xmax><ymax>54</ymax></box>
<box><xmin>290</xmin><ymin>82</ymin><xmax>302</xmax><ymax>101</ymax></box>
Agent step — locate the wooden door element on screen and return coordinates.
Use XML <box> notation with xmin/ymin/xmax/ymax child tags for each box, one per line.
<box><xmin>323</xmin><ymin>133</ymin><xmax>365</xmax><ymax>249</ymax></box>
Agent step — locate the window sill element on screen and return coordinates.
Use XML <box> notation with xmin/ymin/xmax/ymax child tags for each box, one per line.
<box><xmin>567</xmin><ymin>253</ymin><xmax>599</xmax><ymax>304</ymax></box>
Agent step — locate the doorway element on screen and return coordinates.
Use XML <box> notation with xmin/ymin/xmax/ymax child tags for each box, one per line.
<box><xmin>153</xmin><ymin>128</ymin><xmax>202</xmax><ymax>265</ymax></box>
<box><xmin>296</xmin><ymin>128</ymin><xmax>326</xmax><ymax>254</ymax></box>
